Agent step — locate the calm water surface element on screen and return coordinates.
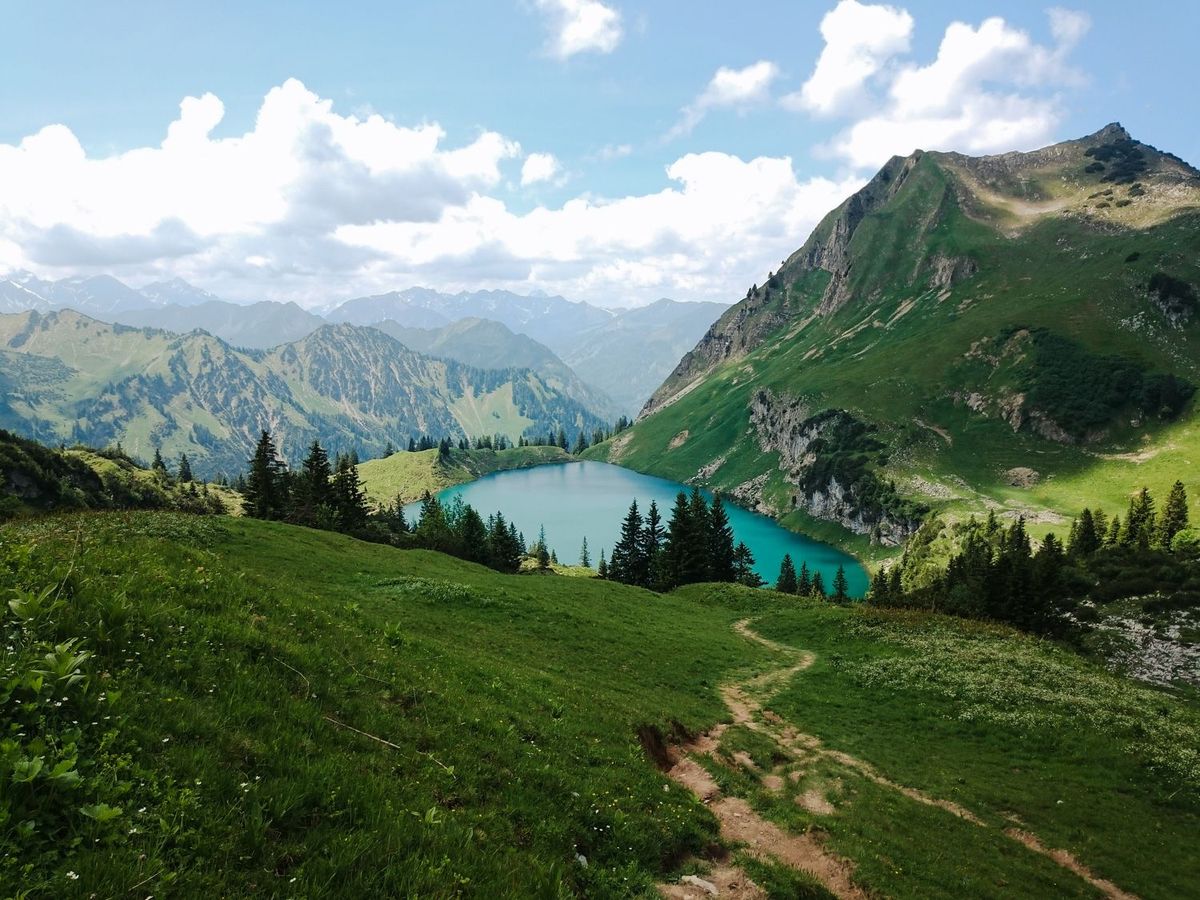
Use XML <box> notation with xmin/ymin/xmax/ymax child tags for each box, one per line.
<box><xmin>408</xmin><ymin>461</ymin><xmax>868</xmax><ymax>596</ymax></box>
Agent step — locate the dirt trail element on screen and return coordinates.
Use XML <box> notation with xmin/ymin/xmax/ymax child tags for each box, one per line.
<box><xmin>657</xmin><ymin>618</ymin><xmax>1140</xmax><ymax>900</ymax></box>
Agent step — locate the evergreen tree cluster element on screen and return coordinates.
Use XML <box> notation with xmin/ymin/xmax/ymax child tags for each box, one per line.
<box><xmin>601</xmin><ymin>488</ymin><xmax>764</xmax><ymax>590</ymax></box>
<box><xmin>241</xmin><ymin>429</ymin><xmax>530</xmax><ymax>575</ymax></box>
<box><xmin>872</xmin><ymin>482</ymin><xmax>1196</xmax><ymax>636</ymax></box>
<box><xmin>774</xmin><ymin>554</ymin><xmax>848</xmax><ymax>601</ymax></box>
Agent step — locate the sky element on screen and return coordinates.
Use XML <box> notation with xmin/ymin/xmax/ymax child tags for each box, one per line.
<box><xmin>1</xmin><ymin>0</ymin><xmax>1197</xmax><ymax>309</ymax></box>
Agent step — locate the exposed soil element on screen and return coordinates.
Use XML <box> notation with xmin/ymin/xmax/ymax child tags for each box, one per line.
<box><xmin>655</xmin><ymin>617</ymin><xmax>1141</xmax><ymax>899</ymax></box>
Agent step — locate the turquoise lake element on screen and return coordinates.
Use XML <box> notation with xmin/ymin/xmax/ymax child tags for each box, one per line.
<box><xmin>409</xmin><ymin>460</ymin><xmax>868</xmax><ymax>596</ymax></box>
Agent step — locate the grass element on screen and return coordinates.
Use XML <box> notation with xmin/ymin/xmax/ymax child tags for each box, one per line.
<box><xmin>356</xmin><ymin>445</ymin><xmax>572</xmax><ymax>506</ymax></box>
<box><xmin>2</xmin><ymin>512</ymin><xmax>1197</xmax><ymax>897</ymax></box>
<box><xmin>590</xmin><ymin>152</ymin><xmax>1200</xmax><ymax>560</ymax></box>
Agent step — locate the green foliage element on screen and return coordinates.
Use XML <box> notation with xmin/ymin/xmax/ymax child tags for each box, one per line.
<box><xmin>999</xmin><ymin>328</ymin><xmax>1195</xmax><ymax>439</ymax></box>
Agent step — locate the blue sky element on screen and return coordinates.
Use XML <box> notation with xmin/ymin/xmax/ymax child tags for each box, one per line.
<box><xmin>1</xmin><ymin>1</ymin><xmax>1197</xmax><ymax>307</ymax></box>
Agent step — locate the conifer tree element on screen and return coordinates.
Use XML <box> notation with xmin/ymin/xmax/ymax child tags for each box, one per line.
<box><xmin>331</xmin><ymin>455</ymin><xmax>369</xmax><ymax>532</ymax></box>
<box><xmin>641</xmin><ymin>500</ymin><xmax>664</xmax><ymax>587</ymax></box>
<box><xmin>868</xmin><ymin>567</ymin><xmax>891</xmax><ymax>604</ymax></box>
<box><xmin>732</xmin><ymin>542</ymin><xmax>763</xmax><ymax>587</ymax></box>
<box><xmin>415</xmin><ymin>491</ymin><xmax>453</xmax><ymax>551</ymax></box>
<box><xmin>457</xmin><ymin>506</ymin><xmax>489</xmax><ymax>563</ymax></box>
<box><xmin>775</xmin><ymin>554</ymin><xmax>798</xmax><ymax>594</ymax></box>
<box><xmin>573</xmin><ymin>431</ymin><xmax>588</xmax><ymax>454</ymax></box>
<box><xmin>662</xmin><ymin>491</ymin><xmax>699</xmax><ymax>588</ymax></box>
<box><xmin>708</xmin><ymin>494</ymin><xmax>736</xmax><ymax>582</ymax></box>
<box><xmin>610</xmin><ymin>500</ymin><xmax>646</xmax><ymax>585</ymax></box>
<box><xmin>243</xmin><ymin>430</ymin><xmax>287</xmax><ymax>520</ymax></box>
<box><xmin>556</xmin><ymin>427</ymin><xmax>568</xmax><ymax>450</ymax></box>
<box><xmin>177</xmin><ymin>453</ymin><xmax>193</xmax><ymax>483</ymax></box>
<box><xmin>1068</xmin><ymin>507</ymin><xmax>1101</xmax><ymax>559</ymax></box>
<box><xmin>597</xmin><ymin>550</ymin><xmax>608</xmax><ymax>579</ymax></box>
<box><xmin>1106</xmin><ymin>514</ymin><xmax>1122</xmax><ymax>547</ymax></box>
<box><xmin>797</xmin><ymin>561</ymin><xmax>812</xmax><ymax>596</ymax></box>
<box><xmin>293</xmin><ymin>440</ymin><xmax>333</xmax><ymax>525</ymax></box>
<box><xmin>832</xmin><ymin>565</ymin><xmax>849</xmax><ymax>602</ymax></box>
<box><xmin>152</xmin><ymin>447</ymin><xmax>169</xmax><ymax>481</ymax></box>
<box><xmin>1121</xmin><ymin>488</ymin><xmax>1156</xmax><ymax>549</ymax></box>
<box><xmin>1159</xmin><ymin>481</ymin><xmax>1189</xmax><ymax>549</ymax></box>
<box><xmin>580</xmin><ymin>536</ymin><xmax>591</xmax><ymax>568</ymax></box>
<box><xmin>888</xmin><ymin>565</ymin><xmax>903</xmax><ymax>598</ymax></box>
<box><xmin>536</xmin><ymin>525</ymin><xmax>551</xmax><ymax>569</ymax></box>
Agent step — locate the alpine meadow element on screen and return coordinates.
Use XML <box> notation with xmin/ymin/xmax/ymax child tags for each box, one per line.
<box><xmin>2</xmin><ymin>2</ymin><xmax>1199</xmax><ymax>899</ymax></box>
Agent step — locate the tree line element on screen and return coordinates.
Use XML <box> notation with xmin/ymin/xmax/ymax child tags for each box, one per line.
<box><xmin>774</xmin><ymin>554</ymin><xmax>850</xmax><ymax>601</ymax></box>
<box><xmin>240</xmin><ymin>430</ymin><xmax>537</xmax><ymax>575</ymax></box>
<box><xmin>598</xmin><ymin>488</ymin><xmax>765</xmax><ymax>591</ymax></box>
<box><xmin>870</xmin><ymin>481</ymin><xmax>1196</xmax><ymax>636</ymax></box>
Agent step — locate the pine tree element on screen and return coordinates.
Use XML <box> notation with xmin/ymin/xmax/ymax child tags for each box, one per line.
<box><xmin>888</xmin><ymin>565</ymin><xmax>903</xmax><ymax>598</ymax></box>
<box><xmin>732</xmin><ymin>542</ymin><xmax>763</xmax><ymax>587</ymax></box>
<box><xmin>797</xmin><ymin>562</ymin><xmax>812</xmax><ymax>596</ymax></box>
<box><xmin>331</xmin><ymin>455</ymin><xmax>369</xmax><ymax>532</ymax></box>
<box><xmin>243</xmin><ymin>430</ymin><xmax>287</xmax><ymax>520</ymax></box>
<box><xmin>868</xmin><ymin>567</ymin><xmax>891</xmax><ymax>604</ymax></box>
<box><xmin>293</xmin><ymin>440</ymin><xmax>333</xmax><ymax>525</ymax></box>
<box><xmin>457</xmin><ymin>506</ymin><xmax>489</xmax><ymax>564</ymax></box>
<box><xmin>597</xmin><ymin>550</ymin><xmax>608</xmax><ymax>579</ymax></box>
<box><xmin>536</xmin><ymin>525</ymin><xmax>551</xmax><ymax>569</ymax></box>
<box><xmin>1105</xmin><ymin>514</ymin><xmax>1122</xmax><ymax>547</ymax></box>
<box><xmin>641</xmin><ymin>500</ymin><xmax>664</xmax><ymax>587</ymax></box>
<box><xmin>832</xmin><ymin>565</ymin><xmax>849</xmax><ymax>602</ymax></box>
<box><xmin>151</xmin><ymin>447</ymin><xmax>169</xmax><ymax>481</ymax></box>
<box><xmin>610</xmin><ymin>500</ymin><xmax>646</xmax><ymax>585</ymax></box>
<box><xmin>580</xmin><ymin>536</ymin><xmax>591</xmax><ymax>568</ymax></box>
<box><xmin>1159</xmin><ymin>481</ymin><xmax>1189</xmax><ymax>549</ymax></box>
<box><xmin>1121</xmin><ymin>488</ymin><xmax>1156</xmax><ymax>549</ymax></box>
<box><xmin>415</xmin><ymin>492</ymin><xmax>453</xmax><ymax>551</ymax></box>
<box><xmin>775</xmin><ymin>554</ymin><xmax>798</xmax><ymax>594</ymax></box>
<box><xmin>1067</xmin><ymin>507</ymin><xmax>1101</xmax><ymax>559</ymax></box>
<box><xmin>177</xmin><ymin>453</ymin><xmax>193</xmax><ymax>483</ymax></box>
<box><xmin>708</xmin><ymin>494</ymin><xmax>736</xmax><ymax>582</ymax></box>
<box><xmin>573</xmin><ymin>431</ymin><xmax>588</xmax><ymax>454</ymax></box>
<box><xmin>556</xmin><ymin>427</ymin><xmax>568</xmax><ymax>450</ymax></box>
<box><xmin>661</xmin><ymin>491</ymin><xmax>698</xmax><ymax>589</ymax></box>
<box><xmin>384</xmin><ymin>441</ymin><xmax>394</xmax><ymax>457</ymax></box>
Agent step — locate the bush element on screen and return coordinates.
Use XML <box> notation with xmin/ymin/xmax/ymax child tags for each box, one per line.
<box><xmin>1172</xmin><ymin>528</ymin><xmax>1200</xmax><ymax>557</ymax></box>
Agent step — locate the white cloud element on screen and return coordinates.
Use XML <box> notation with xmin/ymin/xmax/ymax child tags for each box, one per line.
<box><xmin>521</xmin><ymin>152</ymin><xmax>561</xmax><ymax>186</ymax></box>
<box><xmin>532</xmin><ymin>0</ymin><xmax>623</xmax><ymax>59</ymax></box>
<box><xmin>0</xmin><ymin>79</ymin><xmax>862</xmax><ymax>307</ymax></box>
<box><xmin>783</xmin><ymin>0</ymin><xmax>913</xmax><ymax>115</ymax></box>
<box><xmin>338</xmin><ymin>153</ymin><xmax>862</xmax><ymax>304</ymax></box>
<box><xmin>792</xmin><ymin>5</ymin><xmax>1090</xmax><ymax>170</ymax></box>
<box><xmin>668</xmin><ymin>60</ymin><xmax>780</xmax><ymax>139</ymax></box>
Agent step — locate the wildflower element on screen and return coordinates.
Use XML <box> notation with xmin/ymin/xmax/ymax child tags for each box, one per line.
<box><xmin>66</xmin><ymin>871</ymin><xmax>79</xmax><ymax>880</ymax></box>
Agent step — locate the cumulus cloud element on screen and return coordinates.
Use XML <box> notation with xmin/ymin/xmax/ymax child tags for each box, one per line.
<box><xmin>782</xmin><ymin>0</ymin><xmax>913</xmax><ymax>115</ymax></box>
<box><xmin>521</xmin><ymin>152</ymin><xmax>562</xmax><ymax>186</ymax></box>
<box><xmin>0</xmin><ymin>79</ymin><xmax>862</xmax><ymax>307</ymax></box>
<box><xmin>337</xmin><ymin>152</ymin><xmax>862</xmax><ymax>304</ymax></box>
<box><xmin>667</xmin><ymin>60</ymin><xmax>780</xmax><ymax>140</ymax></box>
<box><xmin>791</xmin><ymin>3</ymin><xmax>1090</xmax><ymax>170</ymax></box>
<box><xmin>532</xmin><ymin>0</ymin><xmax>623</xmax><ymax>59</ymax></box>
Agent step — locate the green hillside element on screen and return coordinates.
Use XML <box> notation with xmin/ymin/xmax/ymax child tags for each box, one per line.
<box><xmin>3</xmin><ymin>511</ymin><xmax>1196</xmax><ymax>897</ymax></box>
<box><xmin>0</xmin><ymin>312</ymin><xmax>608</xmax><ymax>480</ymax></box>
<box><xmin>591</xmin><ymin>125</ymin><xmax>1200</xmax><ymax>555</ymax></box>
<box><xmin>373</xmin><ymin>317</ymin><xmax>619</xmax><ymax>421</ymax></box>
<box><xmin>357</xmin><ymin>445</ymin><xmax>573</xmax><ymax>506</ymax></box>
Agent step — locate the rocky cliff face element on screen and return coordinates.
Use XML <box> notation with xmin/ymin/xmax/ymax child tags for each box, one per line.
<box><xmin>748</xmin><ymin>389</ymin><xmax>923</xmax><ymax>546</ymax></box>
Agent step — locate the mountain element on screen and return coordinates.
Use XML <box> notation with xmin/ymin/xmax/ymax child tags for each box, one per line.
<box><xmin>557</xmin><ymin>298</ymin><xmax>729</xmax><ymax>416</ymax></box>
<box><xmin>0</xmin><ymin>271</ymin><xmax>156</xmax><ymax>315</ymax></box>
<box><xmin>593</xmin><ymin>124</ymin><xmax>1200</xmax><ymax>549</ymax></box>
<box><xmin>136</xmin><ymin>277</ymin><xmax>226</xmax><ymax>307</ymax></box>
<box><xmin>0</xmin><ymin>310</ymin><xmax>608</xmax><ymax>477</ymax></box>
<box><xmin>327</xmin><ymin>286</ymin><xmax>614</xmax><ymax>346</ymax></box>
<box><xmin>110</xmin><ymin>299</ymin><xmax>326</xmax><ymax>348</ymax></box>
<box><xmin>371</xmin><ymin>316</ymin><xmax>618</xmax><ymax>419</ymax></box>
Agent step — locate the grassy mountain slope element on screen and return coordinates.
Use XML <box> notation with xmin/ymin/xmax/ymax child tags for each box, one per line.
<box><xmin>373</xmin><ymin>317</ymin><xmax>618</xmax><ymax>420</ymax></box>
<box><xmin>3</xmin><ymin>511</ymin><xmax>1196</xmax><ymax>897</ymax></box>
<box><xmin>592</xmin><ymin>125</ymin><xmax>1200</xmax><ymax>554</ymax></box>
<box><xmin>357</xmin><ymin>445</ymin><xmax>573</xmax><ymax>506</ymax></box>
<box><xmin>0</xmin><ymin>312</ymin><xmax>607</xmax><ymax>479</ymax></box>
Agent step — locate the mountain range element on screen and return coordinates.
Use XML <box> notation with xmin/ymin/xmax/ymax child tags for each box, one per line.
<box><xmin>0</xmin><ymin>274</ymin><xmax>726</xmax><ymax>417</ymax></box>
<box><xmin>0</xmin><ymin>309</ymin><xmax>609</xmax><ymax>478</ymax></box>
<box><xmin>593</xmin><ymin>124</ymin><xmax>1200</xmax><ymax>550</ymax></box>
